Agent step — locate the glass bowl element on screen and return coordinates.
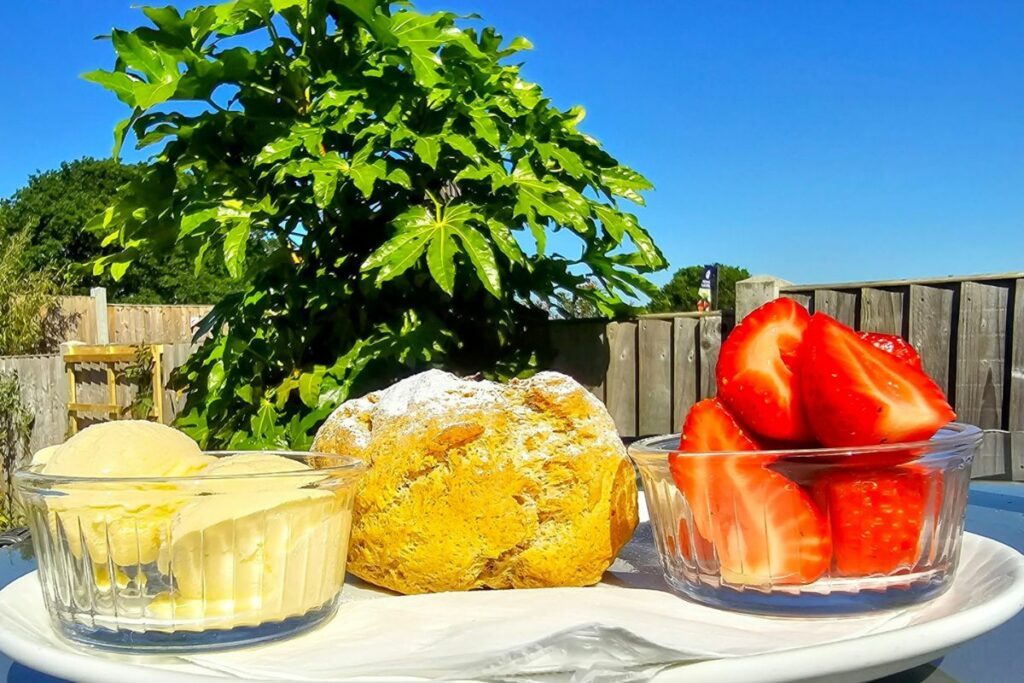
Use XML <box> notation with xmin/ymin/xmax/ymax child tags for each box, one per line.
<box><xmin>628</xmin><ymin>423</ymin><xmax>981</xmax><ymax>615</ymax></box>
<box><xmin>14</xmin><ymin>451</ymin><xmax>365</xmax><ymax>653</ymax></box>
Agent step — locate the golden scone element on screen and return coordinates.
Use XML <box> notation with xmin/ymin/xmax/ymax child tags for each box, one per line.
<box><xmin>312</xmin><ymin>370</ymin><xmax>638</xmax><ymax>594</ymax></box>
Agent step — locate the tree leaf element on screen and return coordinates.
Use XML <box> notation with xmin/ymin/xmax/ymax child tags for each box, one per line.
<box><xmin>298</xmin><ymin>369</ymin><xmax>323</xmax><ymax>408</ymax></box>
<box><xmin>511</xmin><ymin>159</ymin><xmax>572</xmax><ymax>226</ymax></box>
<box><xmin>250</xmin><ymin>401</ymin><xmax>279</xmax><ymax>440</ymax></box>
<box><xmin>111</xmin><ymin>258</ymin><xmax>132</xmax><ymax>281</ymax></box>
<box><xmin>271</xmin><ymin>0</ymin><xmax>306</xmax><ymax>11</ymax></box>
<box><xmin>593</xmin><ymin>204</ymin><xmax>627</xmax><ymax>243</ymax></box>
<box><xmin>313</xmin><ymin>170</ymin><xmax>338</xmax><ymax>208</ymax></box>
<box><xmin>111</xmin><ymin>29</ymin><xmax>178</xmax><ymax>81</ymax></box>
<box><xmin>600</xmin><ymin>165</ymin><xmax>653</xmax><ymax>205</ymax></box>
<box><xmin>82</xmin><ymin>70</ymin><xmax>139</xmax><ymax>107</ymax></box>
<box><xmin>511</xmin><ymin>77</ymin><xmax>542</xmax><ymax>109</ymax></box>
<box><xmin>256</xmin><ymin>135</ymin><xmax>304</xmax><ymax>165</ymax></box>
<box><xmin>452</xmin><ymin>225</ymin><xmax>501</xmax><ymax>298</ymax></box>
<box><xmin>180</xmin><ymin>207</ymin><xmax>219</xmax><ymax>236</ymax></box>
<box><xmin>537</xmin><ymin>142</ymin><xmax>587</xmax><ymax>177</ymax></box>
<box><xmin>426</xmin><ymin>233</ymin><xmax>457</xmax><ymax>295</ymax></box>
<box><xmin>388</xmin><ymin>205</ymin><xmax>437</xmax><ymax>235</ymax></box>
<box><xmin>485</xmin><ymin>219</ymin><xmax>526</xmax><ymax>265</ymax></box>
<box><xmin>194</xmin><ymin>240</ymin><xmax>211</xmax><ymax>277</ymax></box>
<box><xmin>362</xmin><ymin>205</ymin><xmax>438</xmax><ymax>280</ymax></box>
<box><xmin>454</xmin><ymin>165</ymin><xmax>491</xmax><ymax>182</ymax></box>
<box><xmin>363</xmin><ymin>231</ymin><xmax>431</xmax><ymax>283</ymax></box>
<box><xmin>206</xmin><ymin>360</ymin><xmax>226</xmax><ymax>395</ymax></box>
<box><xmin>111</xmin><ymin>110</ymin><xmax>140</xmax><ymax>160</ymax></box>
<box><xmin>413</xmin><ymin>136</ymin><xmax>440</xmax><ymax>169</ymax></box>
<box><xmin>503</xmin><ymin>36</ymin><xmax>533</xmax><ymax>55</ymax></box>
<box><xmin>387</xmin><ymin>167</ymin><xmax>412</xmax><ymax>189</ymax></box>
<box><xmin>314</xmin><ymin>88</ymin><xmax>360</xmax><ymax>111</ymax></box>
<box><xmin>389</xmin><ymin>11</ymin><xmax>446</xmax><ymax>86</ymax></box>
<box><xmin>624</xmin><ymin>220</ymin><xmax>666</xmax><ymax>269</ymax></box>
<box><xmin>444</xmin><ymin>133</ymin><xmax>477</xmax><ymax>159</ymax></box>
<box><xmin>525</xmin><ymin>214</ymin><xmax>547</xmax><ymax>256</ymax></box>
<box><xmin>470</xmin><ymin>110</ymin><xmax>500</xmax><ymax>147</ymax></box>
<box><xmin>349</xmin><ymin>159</ymin><xmax>383</xmax><ymax>198</ymax></box>
<box><xmin>234</xmin><ymin>383</ymin><xmax>255</xmax><ymax>404</ymax></box>
<box><xmin>223</xmin><ymin>219</ymin><xmax>251</xmax><ymax>278</ymax></box>
<box><xmin>334</xmin><ymin>0</ymin><xmax>393</xmax><ymax>43</ymax></box>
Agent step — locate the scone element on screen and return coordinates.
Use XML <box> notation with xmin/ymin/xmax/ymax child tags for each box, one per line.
<box><xmin>312</xmin><ymin>370</ymin><xmax>638</xmax><ymax>594</ymax></box>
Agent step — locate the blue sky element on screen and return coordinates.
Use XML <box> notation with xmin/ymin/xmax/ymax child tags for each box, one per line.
<box><xmin>2</xmin><ymin>1</ymin><xmax>1021</xmax><ymax>286</ymax></box>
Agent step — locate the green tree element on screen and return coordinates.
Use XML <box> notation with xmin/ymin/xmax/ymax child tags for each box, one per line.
<box><xmin>0</xmin><ymin>158</ymin><xmax>243</xmax><ymax>303</ymax></box>
<box><xmin>87</xmin><ymin>0</ymin><xmax>666</xmax><ymax>449</ymax></box>
<box><xmin>0</xmin><ymin>231</ymin><xmax>69</xmax><ymax>355</ymax></box>
<box><xmin>648</xmin><ymin>264</ymin><xmax>750</xmax><ymax>313</ymax></box>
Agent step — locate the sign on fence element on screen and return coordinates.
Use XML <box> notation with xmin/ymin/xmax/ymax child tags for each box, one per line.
<box><xmin>697</xmin><ymin>264</ymin><xmax>718</xmax><ymax>312</ymax></box>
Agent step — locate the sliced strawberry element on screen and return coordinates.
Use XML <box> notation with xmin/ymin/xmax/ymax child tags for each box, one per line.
<box><xmin>712</xmin><ymin>456</ymin><xmax>832</xmax><ymax>585</ymax></box>
<box><xmin>801</xmin><ymin>313</ymin><xmax>955</xmax><ymax>447</ymax></box>
<box><xmin>676</xmin><ymin>517</ymin><xmax>715</xmax><ymax>565</ymax></box>
<box><xmin>717</xmin><ymin>297</ymin><xmax>813</xmax><ymax>443</ymax></box>
<box><xmin>670</xmin><ymin>399</ymin><xmax>761</xmax><ymax>539</ymax></box>
<box><xmin>811</xmin><ymin>466</ymin><xmax>941</xmax><ymax>575</ymax></box>
<box><xmin>675</xmin><ymin>398</ymin><xmax>762</xmax><ymax>453</ymax></box>
<box><xmin>669</xmin><ymin>399</ymin><xmax>830</xmax><ymax>585</ymax></box>
<box><xmin>857</xmin><ymin>331</ymin><xmax>923</xmax><ymax>369</ymax></box>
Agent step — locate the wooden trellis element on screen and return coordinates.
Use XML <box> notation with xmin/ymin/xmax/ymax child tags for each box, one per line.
<box><xmin>63</xmin><ymin>344</ymin><xmax>165</xmax><ymax>434</ymax></box>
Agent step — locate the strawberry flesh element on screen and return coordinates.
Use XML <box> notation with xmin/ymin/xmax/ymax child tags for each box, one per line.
<box><xmin>671</xmin><ymin>399</ymin><xmax>762</xmax><ymax>539</ymax></box>
<box><xmin>801</xmin><ymin>313</ymin><xmax>955</xmax><ymax>447</ymax></box>
<box><xmin>670</xmin><ymin>399</ymin><xmax>830</xmax><ymax>585</ymax></box>
<box><xmin>717</xmin><ymin>298</ymin><xmax>813</xmax><ymax>443</ymax></box>
<box><xmin>811</xmin><ymin>466</ymin><xmax>940</xmax><ymax>575</ymax></box>
<box><xmin>713</xmin><ymin>456</ymin><xmax>832</xmax><ymax>585</ymax></box>
<box><xmin>857</xmin><ymin>331</ymin><xmax>923</xmax><ymax>369</ymax></box>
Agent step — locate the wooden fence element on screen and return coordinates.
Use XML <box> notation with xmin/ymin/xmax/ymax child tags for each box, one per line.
<box><xmin>0</xmin><ymin>355</ymin><xmax>66</xmax><ymax>458</ymax></box>
<box><xmin>547</xmin><ymin>312</ymin><xmax>730</xmax><ymax>438</ymax></box>
<box><xmin>41</xmin><ymin>289</ymin><xmax>211</xmax><ymax>350</ymax></box>
<box><xmin>3</xmin><ymin>271</ymin><xmax>1022</xmax><ymax>480</ymax></box>
<box><xmin>0</xmin><ymin>343</ymin><xmax>197</xmax><ymax>465</ymax></box>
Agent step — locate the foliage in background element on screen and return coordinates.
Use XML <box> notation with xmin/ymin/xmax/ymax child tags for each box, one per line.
<box><xmin>0</xmin><ymin>231</ymin><xmax>71</xmax><ymax>356</ymax></box>
<box><xmin>0</xmin><ymin>158</ymin><xmax>244</xmax><ymax>304</ymax></box>
<box><xmin>544</xmin><ymin>281</ymin><xmax>601</xmax><ymax>319</ymax></box>
<box><xmin>647</xmin><ymin>264</ymin><xmax>750</xmax><ymax>313</ymax></box>
<box><xmin>122</xmin><ymin>346</ymin><xmax>156</xmax><ymax>420</ymax></box>
<box><xmin>88</xmin><ymin>0</ymin><xmax>666</xmax><ymax>449</ymax></box>
<box><xmin>0</xmin><ymin>371</ymin><xmax>32</xmax><ymax>531</ymax></box>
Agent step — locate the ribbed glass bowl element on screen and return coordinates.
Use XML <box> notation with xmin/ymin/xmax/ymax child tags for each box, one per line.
<box><xmin>628</xmin><ymin>423</ymin><xmax>982</xmax><ymax>615</ymax></box>
<box><xmin>14</xmin><ymin>451</ymin><xmax>365</xmax><ymax>653</ymax></box>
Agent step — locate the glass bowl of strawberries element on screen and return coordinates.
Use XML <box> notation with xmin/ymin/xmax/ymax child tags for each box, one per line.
<box><xmin>628</xmin><ymin>298</ymin><xmax>982</xmax><ymax>615</ymax></box>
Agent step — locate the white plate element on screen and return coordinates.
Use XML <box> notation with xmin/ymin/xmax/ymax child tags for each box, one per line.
<box><xmin>1</xmin><ymin>530</ymin><xmax>1022</xmax><ymax>683</ymax></box>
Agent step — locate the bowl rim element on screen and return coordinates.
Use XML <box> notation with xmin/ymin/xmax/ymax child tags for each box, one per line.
<box><xmin>628</xmin><ymin>421</ymin><xmax>983</xmax><ymax>462</ymax></box>
<box><xmin>13</xmin><ymin>450</ymin><xmax>366</xmax><ymax>487</ymax></box>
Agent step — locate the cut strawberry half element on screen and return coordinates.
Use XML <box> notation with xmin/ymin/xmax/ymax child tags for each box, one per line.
<box><xmin>676</xmin><ymin>517</ymin><xmax>716</xmax><ymax>566</ymax></box>
<box><xmin>717</xmin><ymin>298</ymin><xmax>813</xmax><ymax>443</ymax></box>
<box><xmin>669</xmin><ymin>399</ymin><xmax>830</xmax><ymax>585</ymax></box>
<box><xmin>857</xmin><ymin>331</ymin><xmax>923</xmax><ymax>369</ymax></box>
<box><xmin>801</xmin><ymin>313</ymin><xmax>955</xmax><ymax>447</ymax></box>
<box><xmin>712</xmin><ymin>456</ymin><xmax>832</xmax><ymax>585</ymax></box>
<box><xmin>670</xmin><ymin>399</ymin><xmax>762</xmax><ymax>539</ymax></box>
<box><xmin>811</xmin><ymin>466</ymin><xmax>941</xmax><ymax>576</ymax></box>
<box><xmin>675</xmin><ymin>398</ymin><xmax>762</xmax><ymax>454</ymax></box>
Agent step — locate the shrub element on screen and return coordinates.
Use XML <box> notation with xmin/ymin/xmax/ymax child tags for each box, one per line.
<box><xmin>0</xmin><ymin>231</ymin><xmax>70</xmax><ymax>356</ymax></box>
<box><xmin>0</xmin><ymin>371</ymin><xmax>32</xmax><ymax>530</ymax></box>
<box><xmin>87</xmin><ymin>0</ymin><xmax>666</xmax><ymax>448</ymax></box>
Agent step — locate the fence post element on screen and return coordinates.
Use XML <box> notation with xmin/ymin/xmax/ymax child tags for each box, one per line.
<box><xmin>90</xmin><ymin>287</ymin><xmax>109</xmax><ymax>344</ymax></box>
<box><xmin>735</xmin><ymin>276</ymin><xmax>792</xmax><ymax>322</ymax></box>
